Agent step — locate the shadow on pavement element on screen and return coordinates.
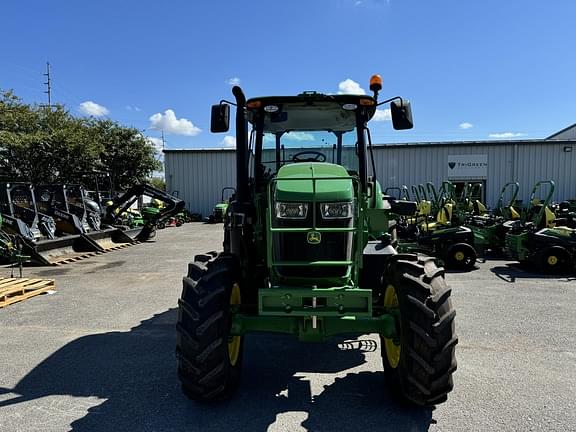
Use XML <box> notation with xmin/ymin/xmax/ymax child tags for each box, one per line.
<box><xmin>490</xmin><ymin>263</ymin><xmax>576</xmax><ymax>283</ymax></box>
<box><xmin>0</xmin><ymin>309</ymin><xmax>433</xmax><ymax>432</ymax></box>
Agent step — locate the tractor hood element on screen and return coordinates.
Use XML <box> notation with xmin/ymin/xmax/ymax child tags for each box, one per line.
<box><xmin>274</xmin><ymin>163</ymin><xmax>354</xmax><ymax>202</ymax></box>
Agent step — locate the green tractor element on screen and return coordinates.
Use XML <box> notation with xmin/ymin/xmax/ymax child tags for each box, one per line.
<box><xmin>205</xmin><ymin>187</ymin><xmax>236</xmax><ymax>223</ymax></box>
<box><xmin>176</xmin><ymin>76</ymin><xmax>457</xmax><ymax>406</ymax></box>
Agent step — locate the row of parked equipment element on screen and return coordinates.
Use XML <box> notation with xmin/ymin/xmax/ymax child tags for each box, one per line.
<box><xmin>383</xmin><ymin>180</ymin><xmax>576</xmax><ymax>273</ymax></box>
<box><xmin>0</xmin><ymin>182</ymin><xmax>186</xmax><ymax>265</ymax></box>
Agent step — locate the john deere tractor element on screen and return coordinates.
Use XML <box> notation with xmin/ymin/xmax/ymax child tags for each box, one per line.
<box><xmin>176</xmin><ymin>76</ymin><xmax>457</xmax><ymax>406</ymax></box>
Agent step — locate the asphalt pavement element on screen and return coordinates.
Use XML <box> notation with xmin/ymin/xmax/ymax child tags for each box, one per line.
<box><xmin>0</xmin><ymin>223</ymin><xmax>574</xmax><ymax>432</ymax></box>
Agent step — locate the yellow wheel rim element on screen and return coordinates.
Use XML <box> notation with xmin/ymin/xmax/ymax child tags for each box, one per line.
<box><xmin>454</xmin><ymin>251</ymin><xmax>465</xmax><ymax>261</ymax></box>
<box><xmin>547</xmin><ymin>255</ymin><xmax>558</xmax><ymax>266</ymax></box>
<box><xmin>383</xmin><ymin>284</ymin><xmax>401</xmax><ymax>369</ymax></box>
<box><xmin>228</xmin><ymin>283</ymin><xmax>241</xmax><ymax>366</ymax></box>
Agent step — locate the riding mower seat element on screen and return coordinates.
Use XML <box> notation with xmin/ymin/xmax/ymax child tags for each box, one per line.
<box><xmin>420</xmin><ymin>202</ymin><xmax>453</xmax><ymax>232</ymax></box>
<box><xmin>472</xmin><ymin>200</ymin><xmax>488</xmax><ymax>216</ymax></box>
<box><xmin>536</xmin><ymin>206</ymin><xmax>556</xmax><ymax>229</ymax></box>
<box><xmin>405</xmin><ymin>200</ymin><xmax>431</xmax><ymax>225</ymax></box>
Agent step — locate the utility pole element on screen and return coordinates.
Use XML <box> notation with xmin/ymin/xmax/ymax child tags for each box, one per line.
<box><xmin>43</xmin><ymin>62</ymin><xmax>52</xmax><ymax>106</ymax></box>
<box><xmin>161</xmin><ymin>130</ymin><xmax>166</xmax><ymax>150</ymax></box>
<box><xmin>41</xmin><ymin>61</ymin><xmax>57</xmax><ymax>110</ymax></box>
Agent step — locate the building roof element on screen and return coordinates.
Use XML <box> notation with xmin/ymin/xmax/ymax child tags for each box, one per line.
<box><xmin>373</xmin><ymin>138</ymin><xmax>576</xmax><ymax>149</ymax></box>
<box><xmin>163</xmin><ymin>148</ymin><xmax>236</xmax><ymax>153</ymax></box>
<box><xmin>547</xmin><ymin>123</ymin><xmax>576</xmax><ymax>140</ymax></box>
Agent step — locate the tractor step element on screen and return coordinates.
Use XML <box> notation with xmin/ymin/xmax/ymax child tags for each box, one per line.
<box><xmin>0</xmin><ymin>277</ymin><xmax>55</xmax><ymax>308</ymax></box>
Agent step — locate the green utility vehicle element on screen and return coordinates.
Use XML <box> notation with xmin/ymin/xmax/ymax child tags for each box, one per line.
<box><xmin>176</xmin><ymin>76</ymin><xmax>457</xmax><ymax>406</ymax></box>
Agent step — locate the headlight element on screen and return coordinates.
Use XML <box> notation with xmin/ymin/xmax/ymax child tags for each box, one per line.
<box><xmin>275</xmin><ymin>202</ymin><xmax>309</xmax><ymax>219</ymax></box>
<box><xmin>321</xmin><ymin>202</ymin><xmax>353</xmax><ymax>219</ymax></box>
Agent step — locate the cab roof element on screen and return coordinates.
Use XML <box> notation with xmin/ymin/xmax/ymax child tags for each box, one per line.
<box><xmin>246</xmin><ymin>92</ymin><xmax>377</xmax><ymax>133</ymax></box>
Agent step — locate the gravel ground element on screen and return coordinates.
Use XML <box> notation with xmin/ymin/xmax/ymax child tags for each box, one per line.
<box><xmin>0</xmin><ymin>222</ymin><xmax>574</xmax><ymax>432</ymax></box>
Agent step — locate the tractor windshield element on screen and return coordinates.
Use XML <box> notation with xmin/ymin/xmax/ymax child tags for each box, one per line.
<box><xmin>260</xmin><ymin>129</ymin><xmax>359</xmax><ymax>175</ymax></box>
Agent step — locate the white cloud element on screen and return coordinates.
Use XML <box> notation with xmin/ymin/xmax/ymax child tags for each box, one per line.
<box><xmin>79</xmin><ymin>101</ymin><xmax>109</xmax><ymax>117</ymax></box>
<box><xmin>372</xmin><ymin>108</ymin><xmax>391</xmax><ymax>122</ymax></box>
<box><xmin>146</xmin><ymin>137</ymin><xmax>164</xmax><ymax>153</ymax></box>
<box><xmin>337</xmin><ymin>79</ymin><xmax>366</xmax><ymax>95</ymax></box>
<box><xmin>488</xmin><ymin>132</ymin><xmax>527</xmax><ymax>138</ymax></box>
<box><xmin>125</xmin><ymin>105</ymin><xmax>142</xmax><ymax>112</ymax></box>
<box><xmin>459</xmin><ymin>122</ymin><xmax>473</xmax><ymax>130</ymax></box>
<box><xmin>226</xmin><ymin>77</ymin><xmax>241</xmax><ymax>86</ymax></box>
<box><xmin>221</xmin><ymin>136</ymin><xmax>236</xmax><ymax>147</ymax></box>
<box><xmin>285</xmin><ymin>132</ymin><xmax>315</xmax><ymax>141</ymax></box>
<box><xmin>148</xmin><ymin>109</ymin><xmax>201</xmax><ymax>136</ymax></box>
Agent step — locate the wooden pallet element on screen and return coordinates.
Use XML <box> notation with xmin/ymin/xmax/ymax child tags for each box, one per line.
<box><xmin>0</xmin><ymin>278</ymin><xmax>56</xmax><ymax>308</ymax></box>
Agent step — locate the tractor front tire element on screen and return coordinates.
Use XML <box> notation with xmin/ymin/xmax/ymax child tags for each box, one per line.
<box><xmin>176</xmin><ymin>253</ymin><xmax>243</xmax><ymax>401</ymax></box>
<box><xmin>381</xmin><ymin>254</ymin><xmax>457</xmax><ymax>406</ymax></box>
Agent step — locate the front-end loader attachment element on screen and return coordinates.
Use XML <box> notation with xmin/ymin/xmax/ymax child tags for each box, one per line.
<box><xmin>22</xmin><ymin>235</ymin><xmax>102</xmax><ymax>265</ymax></box>
<box><xmin>84</xmin><ymin>227</ymin><xmax>136</xmax><ymax>251</ymax></box>
<box><xmin>103</xmin><ymin>183</ymin><xmax>185</xmax><ymax>241</ymax></box>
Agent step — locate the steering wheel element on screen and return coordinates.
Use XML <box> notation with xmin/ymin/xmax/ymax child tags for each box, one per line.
<box><xmin>291</xmin><ymin>151</ymin><xmax>326</xmax><ymax>162</ymax></box>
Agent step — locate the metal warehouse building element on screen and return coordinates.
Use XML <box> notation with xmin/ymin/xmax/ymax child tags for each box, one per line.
<box><xmin>164</xmin><ymin>124</ymin><xmax>576</xmax><ymax>217</ymax></box>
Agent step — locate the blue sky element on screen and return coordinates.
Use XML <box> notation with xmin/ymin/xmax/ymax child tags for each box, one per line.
<box><xmin>1</xmin><ymin>0</ymin><xmax>575</xmax><ymax>151</ymax></box>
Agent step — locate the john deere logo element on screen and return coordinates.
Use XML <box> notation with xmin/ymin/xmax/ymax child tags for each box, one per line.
<box><xmin>448</xmin><ymin>162</ymin><xmax>456</xmax><ymax>169</ymax></box>
<box><xmin>307</xmin><ymin>231</ymin><xmax>321</xmax><ymax>244</ymax></box>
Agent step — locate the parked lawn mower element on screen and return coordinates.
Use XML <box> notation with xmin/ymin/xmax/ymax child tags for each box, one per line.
<box><xmin>396</xmin><ymin>199</ymin><xmax>477</xmax><ymax>270</ymax></box>
<box><xmin>504</xmin><ymin>181</ymin><xmax>568</xmax><ymax>271</ymax></box>
<box><xmin>466</xmin><ymin>182</ymin><xmax>520</xmax><ymax>254</ymax></box>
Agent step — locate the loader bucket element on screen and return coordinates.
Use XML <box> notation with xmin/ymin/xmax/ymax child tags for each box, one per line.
<box><xmin>119</xmin><ymin>227</ymin><xmax>147</xmax><ymax>241</ymax></box>
<box><xmin>26</xmin><ymin>235</ymin><xmax>102</xmax><ymax>265</ymax></box>
<box><xmin>84</xmin><ymin>228</ymin><xmax>135</xmax><ymax>251</ymax></box>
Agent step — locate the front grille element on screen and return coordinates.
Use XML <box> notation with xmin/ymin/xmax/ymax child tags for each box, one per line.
<box><xmin>272</xmin><ymin>203</ymin><xmax>353</xmax><ymax>279</ymax></box>
<box><xmin>274</xmin><ymin>231</ymin><xmax>353</xmax><ymax>278</ymax></box>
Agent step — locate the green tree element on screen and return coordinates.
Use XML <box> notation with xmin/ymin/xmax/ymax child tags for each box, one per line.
<box><xmin>0</xmin><ymin>89</ymin><xmax>161</xmax><ymax>191</ymax></box>
<box><xmin>90</xmin><ymin>119</ymin><xmax>162</xmax><ymax>191</ymax></box>
<box><xmin>148</xmin><ymin>177</ymin><xmax>166</xmax><ymax>191</ymax></box>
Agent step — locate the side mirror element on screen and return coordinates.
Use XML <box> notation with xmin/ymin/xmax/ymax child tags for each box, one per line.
<box><xmin>391</xmin><ymin>99</ymin><xmax>413</xmax><ymax>130</ymax></box>
<box><xmin>210</xmin><ymin>103</ymin><xmax>230</xmax><ymax>133</ymax></box>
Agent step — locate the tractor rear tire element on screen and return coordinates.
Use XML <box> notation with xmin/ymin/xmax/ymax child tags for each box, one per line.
<box><xmin>445</xmin><ymin>243</ymin><xmax>476</xmax><ymax>271</ymax></box>
<box><xmin>537</xmin><ymin>246</ymin><xmax>570</xmax><ymax>273</ymax></box>
<box><xmin>380</xmin><ymin>254</ymin><xmax>457</xmax><ymax>406</ymax></box>
<box><xmin>176</xmin><ymin>253</ymin><xmax>243</xmax><ymax>401</ymax></box>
